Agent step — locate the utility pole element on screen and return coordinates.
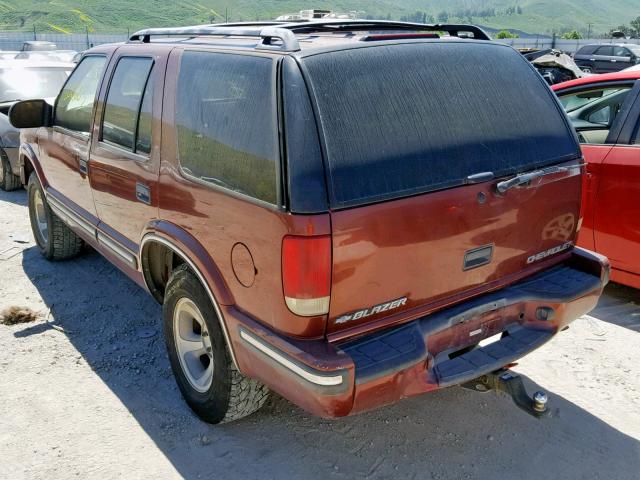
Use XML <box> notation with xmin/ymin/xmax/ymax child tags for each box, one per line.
<box><xmin>587</xmin><ymin>22</ymin><xmax>593</xmax><ymax>39</ymax></box>
<box><xmin>225</xmin><ymin>8</ymin><xmax>228</xmax><ymax>23</ymax></box>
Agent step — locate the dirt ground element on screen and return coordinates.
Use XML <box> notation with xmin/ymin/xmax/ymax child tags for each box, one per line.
<box><xmin>0</xmin><ymin>187</ymin><xmax>638</xmax><ymax>480</ymax></box>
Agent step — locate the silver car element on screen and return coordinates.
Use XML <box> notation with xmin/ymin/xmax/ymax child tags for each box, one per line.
<box><xmin>0</xmin><ymin>60</ymin><xmax>74</xmax><ymax>190</ymax></box>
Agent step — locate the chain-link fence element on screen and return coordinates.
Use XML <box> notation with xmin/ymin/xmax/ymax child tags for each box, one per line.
<box><xmin>0</xmin><ymin>31</ymin><xmax>128</xmax><ymax>52</ymax></box>
<box><xmin>1</xmin><ymin>29</ymin><xmax>639</xmax><ymax>55</ymax></box>
<box><xmin>496</xmin><ymin>37</ymin><xmax>640</xmax><ymax>54</ymax></box>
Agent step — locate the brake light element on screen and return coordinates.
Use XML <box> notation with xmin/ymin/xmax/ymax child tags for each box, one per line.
<box><xmin>282</xmin><ymin>235</ymin><xmax>331</xmax><ymax>316</ymax></box>
<box><xmin>361</xmin><ymin>33</ymin><xmax>440</xmax><ymax>41</ymax></box>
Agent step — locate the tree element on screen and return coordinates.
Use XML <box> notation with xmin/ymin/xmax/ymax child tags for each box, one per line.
<box><xmin>631</xmin><ymin>16</ymin><xmax>640</xmax><ymax>36</ymax></box>
<box><xmin>608</xmin><ymin>24</ymin><xmax>634</xmax><ymax>39</ymax></box>
<box><xmin>561</xmin><ymin>30</ymin><xmax>582</xmax><ymax>39</ymax></box>
<box><xmin>437</xmin><ymin>11</ymin><xmax>448</xmax><ymax>22</ymax></box>
<box><xmin>607</xmin><ymin>16</ymin><xmax>640</xmax><ymax>38</ymax></box>
<box><xmin>495</xmin><ymin>30</ymin><xmax>519</xmax><ymax>39</ymax></box>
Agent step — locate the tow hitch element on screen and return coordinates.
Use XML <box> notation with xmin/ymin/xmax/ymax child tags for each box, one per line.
<box><xmin>462</xmin><ymin>368</ymin><xmax>550</xmax><ymax>418</ymax></box>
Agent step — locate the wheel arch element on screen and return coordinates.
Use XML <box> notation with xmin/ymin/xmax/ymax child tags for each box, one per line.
<box><xmin>139</xmin><ymin>227</ymin><xmax>239</xmax><ymax>369</ymax></box>
<box><xmin>19</xmin><ymin>143</ymin><xmax>45</xmax><ymax>187</ymax></box>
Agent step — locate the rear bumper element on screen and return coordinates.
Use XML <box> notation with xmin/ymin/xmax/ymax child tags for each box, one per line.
<box><xmin>225</xmin><ymin>247</ymin><xmax>609</xmax><ymax>418</ymax></box>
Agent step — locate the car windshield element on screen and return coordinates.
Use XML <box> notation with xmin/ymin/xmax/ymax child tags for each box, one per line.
<box><xmin>0</xmin><ymin>66</ymin><xmax>71</xmax><ymax>102</ymax></box>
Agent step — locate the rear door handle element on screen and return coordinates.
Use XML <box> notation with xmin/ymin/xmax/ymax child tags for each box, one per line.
<box><xmin>135</xmin><ymin>182</ymin><xmax>151</xmax><ymax>205</ymax></box>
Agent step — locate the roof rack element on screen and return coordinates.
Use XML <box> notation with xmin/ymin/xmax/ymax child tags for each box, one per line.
<box><xmin>128</xmin><ymin>25</ymin><xmax>302</xmax><ymax>52</ymax></box>
<box><xmin>282</xmin><ymin>20</ymin><xmax>491</xmax><ymax>40</ymax></box>
<box><xmin>128</xmin><ymin>20</ymin><xmax>491</xmax><ymax>52</ymax></box>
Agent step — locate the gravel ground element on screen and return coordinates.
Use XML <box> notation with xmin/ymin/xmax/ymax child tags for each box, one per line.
<box><xmin>0</xmin><ymin>187</ymin><xmax>638</xmax><ymax>480</ymax></box>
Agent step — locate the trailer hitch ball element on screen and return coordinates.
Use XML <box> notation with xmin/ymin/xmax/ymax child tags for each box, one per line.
<box><xmin>533</xmin><ymin>391</ymin><xmax>548</xmax><ymax>412</ymax></box>
<box><xmin>463</xmin><ymin>369</ymin><xmax>551</xmax><ymax>418</ymax></box>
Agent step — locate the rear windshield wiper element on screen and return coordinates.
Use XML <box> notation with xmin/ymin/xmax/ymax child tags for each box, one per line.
<box><xmin>496</xmin><ymin>165</ymin><xmax>574</xmax><ymax>195</ymax></box>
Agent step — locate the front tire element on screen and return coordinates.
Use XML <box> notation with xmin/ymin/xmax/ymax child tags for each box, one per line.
<box><xmin>0</xmin><ymin>150</ymin><xmax>21</xmax><ymax>191</ymax></box>
<box><xmin>27</xmin><ymin>172</ymin><xmax>83</xmax><ymax>260</ymax></box>
<box><xmin>163</xmin><ymin>264</ymin><xmax>269</xmax><ymax>423</ymax></box>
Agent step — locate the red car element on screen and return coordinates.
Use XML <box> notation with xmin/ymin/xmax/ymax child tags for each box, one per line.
<box><xmin>554</xmin><ymin>72</ymin><xmax>640</xmax><ymax>289</ymax></box>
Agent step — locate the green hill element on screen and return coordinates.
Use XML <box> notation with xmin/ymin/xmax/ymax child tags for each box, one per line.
<box><xmin>0</xmin><ymin>0</ymin><xmax>637</xmax><ymax>36</ymax></box>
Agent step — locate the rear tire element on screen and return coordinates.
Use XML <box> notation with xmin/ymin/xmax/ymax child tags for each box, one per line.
<box><xmin>27</xmin><ymin>172</ymin><xmax>83</xmax><ymax>260</ymax></box>
<box><xmin>163</xmin><ymin>264</ymin><xmax>269</xmax><ymax>423</ymax></box>
<box><xmin>0</xmin><ymin>150</ymin><xmax>21</xmax><ymax>191</ymax></box>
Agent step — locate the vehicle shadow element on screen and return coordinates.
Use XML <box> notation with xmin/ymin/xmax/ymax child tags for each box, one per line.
<box><xmin>19</xmin><ymin>247</ymin><xmax>640</xmax><ymax>480</ymax></box>
<box><xmin>0</xmin><ymin>187</ymin><xmax>27</xmax><ymax>206</ymax></box>
<box><xmin>590</xmin><ymin>282</ymin><xmax>640</xmax><ymax>332</ymax></box>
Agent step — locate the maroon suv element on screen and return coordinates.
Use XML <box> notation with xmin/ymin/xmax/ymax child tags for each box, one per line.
<box><xmin>9</xmin><ymin>21</ymin><xmax>609</xmax><ymax>423</ymax></box>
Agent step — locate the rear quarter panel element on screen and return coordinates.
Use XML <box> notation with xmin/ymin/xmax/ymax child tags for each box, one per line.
<box><xmin>158</xmin><ymin>48</ymin><xmax>330</xmax><ymax>339</ymax></box>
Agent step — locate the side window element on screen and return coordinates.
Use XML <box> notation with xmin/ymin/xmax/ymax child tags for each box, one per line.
<box><xmin>102</xmin><ymin>57</ymin><xmax>154</xmax><ymax>153</ymax></box>
<box><xmin>613</xmin><ymin>46</ymin><xmax>630</xmax><ymax>57</ymax></box>
<box><xmin>577</xmin><ymin>45</ymin><xmax>597</xmax><ymax>55</ymax></box>
<box><xmin>595</xmin><ymin>46</ymin><xmax>613</xmax><ymax>56</ymax></box>
<box><xmin>558</xmin><ymin>86</ymin><xmax>633</xmax><ymax>145</ymax></box>
<box><xmin>176</xmin><ymin>51</ymin><xmax>277</xmax><ymax>204</ymax></box>
<box><xmin>55</xmin><ymin>56</ymin><xmax>106</xmax><ymax>134</ymax></box>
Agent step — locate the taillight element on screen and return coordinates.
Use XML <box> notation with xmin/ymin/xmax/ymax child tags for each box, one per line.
<box><xmin>578</xmin><ymin>164</ymin><xmax>589</xmax><ymax>234</ymax></box>
<box><xmin>282</xmin><ymin>235</ymin><xmax>331</xmax><ymax>316</ymax></box>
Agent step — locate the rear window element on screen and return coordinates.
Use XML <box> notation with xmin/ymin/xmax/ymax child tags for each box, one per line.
<box><xmin>303</xmin><ymin>42</ymin><xmax>579</xmax><ymax>208</ymax></box>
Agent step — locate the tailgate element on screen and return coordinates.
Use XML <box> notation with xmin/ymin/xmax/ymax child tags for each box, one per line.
<box><xmin>328</xmin><ymin>164</ymin><xmax>582</xmax><ymax>334</ymax></box>
<box><xmin>299</xmin><ymin>41</ymin><xmax>583</xmax><ymax>337</ymax></box>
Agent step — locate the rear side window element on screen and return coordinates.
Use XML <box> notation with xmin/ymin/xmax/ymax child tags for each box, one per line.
<box><xmin>176</xmin><ymin>51</ymin><xmax>277</xmax><ymax>204</ymax></box>
<box><xmin>55</xmin><ymin>55</ymin><xmax>106</xmax><ymax>134</ymax></box>
<box><xmin>303</xmin><ymin>42</ymin><xmax>579</xmax><ymax>208</ymax></box>
<box><xmin>613</xmin><ymin>46</ymin><xmax>630</xmax><ymax>57</ymax></box>
<box><xmin>102</xmin><ymin>57</ymin><xmax>154</xmax><ymax>153</ymax></box>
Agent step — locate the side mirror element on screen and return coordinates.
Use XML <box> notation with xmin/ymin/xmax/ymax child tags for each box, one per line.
<box><xmin>8</xmin><ymin>99</ymin><xmax>53</xmax><ymax>129</ymax></box>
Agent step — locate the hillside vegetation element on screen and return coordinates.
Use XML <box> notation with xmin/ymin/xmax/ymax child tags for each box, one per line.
<box><xmin>0</xmin><ymin>0</ymin><xmax>638</xmax><ymax>36</ymax></box>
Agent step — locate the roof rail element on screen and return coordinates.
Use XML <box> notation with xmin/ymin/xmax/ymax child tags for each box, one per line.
<box><xmin>128</xmin><ymin>25</ymin><xmax>301</xmax><ymax>52</ymax></box>
<box><xmin>280</xmin><ymin>20</ymin><xmax>491</xmax><ymax>40</ymax></box>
